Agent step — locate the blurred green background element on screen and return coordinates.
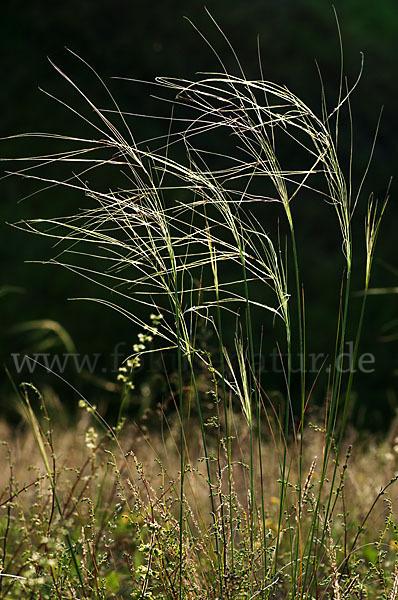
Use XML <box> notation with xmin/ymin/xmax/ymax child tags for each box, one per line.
<box><xmin>1</xmin><ymin>0</ymin><xmax>396</xmax><ymax>429</ymax></box>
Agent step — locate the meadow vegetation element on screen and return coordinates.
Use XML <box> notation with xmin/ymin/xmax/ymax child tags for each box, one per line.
<box><xmin>1</xmin><ymin>20</ymin><xmax>396</xmax><ymax>599</ymax></box>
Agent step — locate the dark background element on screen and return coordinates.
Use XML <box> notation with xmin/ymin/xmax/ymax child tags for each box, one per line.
<box><xmin>1</xmin><ymin>0</ymin><xmax>396</xmax><ymax>430</ymax></box>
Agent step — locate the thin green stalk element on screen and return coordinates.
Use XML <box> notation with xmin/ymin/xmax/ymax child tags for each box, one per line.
<box><xmin>205</xmin><ymin>205</ymin><xmax>235</xmax><ymax>569</ymax></box>
<box><xmin>308</xmin><ymin>198</ymin><xmax>387</xmax><ymax>592</ymax></box>
<box><xmin>187</xmin><ymin>353</ymin><xmax>222</xmax><ymax>588</ymax></box>
<box><xmin>301</xmin><ymin>264</ymin><xmax>352</xmax><ymax>597</ymax></box>
<box><xmin>256</xmin><ymin>331</ymin><xmax>268</xmax><ymax>590</ymax></box>
<box><xmin>176</xmin><ymin>297</ymin><xmax>185</xmax><ymax>600</ymax></box>
<box><xmin>272</xmin><ymin>239</ymin><xmax>292</xmax><ymax>586</ymax></box>
<box><xmin>288</xmin><ymin>224</ymin><xmax>306</xmax><ymax>599</ymax></box>
<box><xmin>239</xmin><ymin>245</ymin><xmax>257</xmax><ymax>584</ymax></box>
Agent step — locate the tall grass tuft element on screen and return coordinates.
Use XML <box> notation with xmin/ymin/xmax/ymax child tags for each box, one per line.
<box><xmin>1</xmin><ymin>20</ymin><xmax>394</xmax><ymax>599</ymax></box>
